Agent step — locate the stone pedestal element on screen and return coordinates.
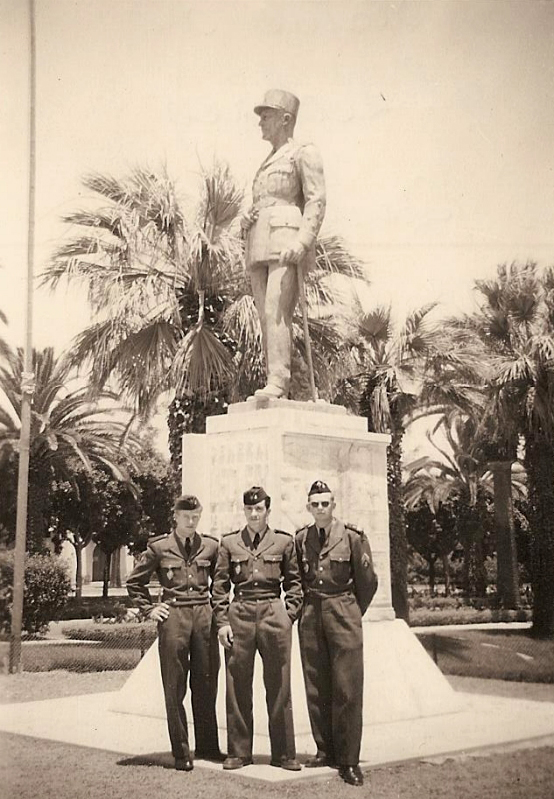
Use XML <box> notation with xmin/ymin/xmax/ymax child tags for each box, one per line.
<box><xmin>112</xmin><ymin>399</ymin><xmax>464</xmax><ymax>750</ymax></box>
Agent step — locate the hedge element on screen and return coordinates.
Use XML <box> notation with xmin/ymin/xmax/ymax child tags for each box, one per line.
<box><xmin>0</xmin><ymin>551</ymin><xmax>71</xmax><ymax>635</ymax></box>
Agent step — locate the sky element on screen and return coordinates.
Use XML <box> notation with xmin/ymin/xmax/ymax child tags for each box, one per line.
<box><xmin>1</xmin><ymin>0</ymin><xmax>554</xmax><ymax>453</ymax></box>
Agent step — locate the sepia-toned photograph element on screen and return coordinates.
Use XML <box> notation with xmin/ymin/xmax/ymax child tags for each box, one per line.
<box><xmin>1</xmin><ymin>2</ymin><xmax>554</xmax><ymax>797</ymax></box>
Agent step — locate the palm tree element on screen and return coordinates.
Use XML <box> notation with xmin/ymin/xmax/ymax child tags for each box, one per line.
<box><xmin>41</xmin><ymin>164</ymin><xmax>368</xmax><ymax>480</ymax></box>
<box><xmin>456</xmin><ymin>262</ymin><xmax>554</xmax><ymax>637</ymax></box>
<box><xmin>404</xmin><ymin>410</ymin><xmax>523</xmax><ymax>599</ymax></box>
<box><xmin>0</xmin><ymin>345</ymin><xmax>139</xmax><ymax>552</ymax></box>
<box><xmin>333</xmin><ymin>303</ymin><xmax>451</xmax><ymax>620</ymax></box>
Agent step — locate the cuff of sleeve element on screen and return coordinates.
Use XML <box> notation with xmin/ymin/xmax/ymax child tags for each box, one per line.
<box><xmin>297</xmin><ymin>231</ymin><xmax>314</xmax><ymax>249</ymax></box>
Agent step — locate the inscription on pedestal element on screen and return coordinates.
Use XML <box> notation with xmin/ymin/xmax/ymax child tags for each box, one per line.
<box><xmin>208</xmin><ymin>431</ymin><xmax>269</xmax><ymax>534</ymax></box>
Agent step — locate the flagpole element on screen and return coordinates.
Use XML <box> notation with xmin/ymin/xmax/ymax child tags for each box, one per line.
<box><xmin>9</xmin><ymin>0</ymin><xmax>36</xmax><ymax>673</ymax></box>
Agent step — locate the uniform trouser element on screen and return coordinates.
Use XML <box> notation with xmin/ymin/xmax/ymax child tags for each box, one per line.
<box><xmin>225</xmin><ymin>598</ymin><xmax>296</xmax><ymax>761</ymax></box>
<box><xmin>248</xmin><ymin>260</ymin><xmax>300</xmax><ymax>392</ymax></box>
<box><xmin>157</xmin><ymin>604</ymin><xmax>220</xmax><ymax>760</ymax></box>
<box><xmin>298</xmin><ymin>593</ymin><xmax>364</xmax><ymax>766</ymax></box>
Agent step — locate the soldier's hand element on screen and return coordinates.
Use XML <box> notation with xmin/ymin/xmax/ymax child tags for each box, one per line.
<box><xmin>149</xmin><ymin>602</ymin><xmax>171</xmax><ymax>623</ymax></box>
<box><xmin>279</xmin><ymin>240</ymin><xmax>307</xmax><ymax>266</ymax></box>
<box><xmin>218</xmin><ymin>624</ymin><xmax>234</xmax><ymax>649</ymax></box>
<box><xmin>239</xmin><ymin>207</ymin><xmax>259</xmax><ymax>236</ymax></box>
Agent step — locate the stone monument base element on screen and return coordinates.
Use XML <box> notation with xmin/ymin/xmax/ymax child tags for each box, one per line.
<box><xmin>111</xmin><ymin>619</ymin><xmax>464</xmax><ymax>757</ymax></box>
<box><xmin>112</xmin><ymin>399</ymin><xmax>464</xmax><ymax>753</ymax></box>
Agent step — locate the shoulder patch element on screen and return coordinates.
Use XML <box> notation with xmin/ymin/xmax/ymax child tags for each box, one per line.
<box><xmin>274</xmin><ymin>529</ymin><xmax>292</xmax><ymax>537</ymax></box>
<box><xmin>345</xmin><ymin>522</ymin><xmax>364</xmax><ymax>535</ymax></box>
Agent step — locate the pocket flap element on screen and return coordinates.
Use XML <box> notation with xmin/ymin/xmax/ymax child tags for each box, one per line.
<box><xmin>269</xmin><ymin>205</ymin><xmax>302</xmax><ymax>229</ymax></box>
<box><xmin>231</xmin><ymin>556</ymin><xmax>249</xmax><ymax>564</ymax></box>
<box><xmin>196</xmin><ymin>559</ymin><xmax>211</xmax><ymax>567</ymax></box>
<box><xmin>329</xmin><ymin>553</ymin><xmax>350</xmax><ymax>563</ymax></box>
<box><xmin>160</xmin><ymin>558</ymin><xmax>182</xmax><ymax>568</ymax></box>
<box><xmin>263</xmin><ymin>554</ymin><xmax>283</xmax><ymax>562</ymax></box>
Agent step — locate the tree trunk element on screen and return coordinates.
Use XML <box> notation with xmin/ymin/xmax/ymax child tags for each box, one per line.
<box><xmin>110</xmin><ymin>547</ymin><xmax>122</xmax><ymax>588</ymax></box>
<box><xmin>74</xmin><ymin>541</ymin><xmax>83</xmax><ymax>602</ymax></box>
<box><xmin>387</xmin><ymin>424</ymin><xmax>409</xmax><ymax>622</ymax></box>
<box><xmin>442</xmin><ymin>553</ymin><xmax>450</xmax><ymax>596</ymax></box>
<box><xmin>491</xmin><ymin>460</ymin><xmax>519</xmax><ymax>609</ymax></box>
<box><xmin>102</xmin><ymin>551</ymin><xmax>112</xmax><ymax>599</ymax></box>
<box><xmin>460</xmin><ymin>502</ymin><xmax>487</xmax><ymax>599</ymax></box>
<box><xmin>428</xmin><ymin>555</ymin><xmax>436</xmax><ymax>595</ymax></box>
<box><xmin>526</xmin><ymin>434</ymin><xmax>554</xmax><ymax>638</ymax></box>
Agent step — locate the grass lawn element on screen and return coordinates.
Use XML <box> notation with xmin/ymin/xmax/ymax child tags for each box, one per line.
<box><xmin>417</xmin><ymin>629</ymin><xmax>554</xmax><ymax>682</ymax></box>
<box><xmin>1</xmin><ymin>672</ymin><xmax>554</xmax><ymax>799</ymax></box>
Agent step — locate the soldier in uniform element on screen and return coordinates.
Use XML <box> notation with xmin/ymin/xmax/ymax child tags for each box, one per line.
<box><xmin>295</xmin><ymin>481</ymin><xmax>378</xmax><ymax>787</ymax></box>
<box><xmin>241</xmin><ymin>89</ymin><xmax>326</xmax><ymax>398</ymax></box>
<box><xmin>126</xmin><ymin>495</ymin><xmax>223</xmax><ymax>771</ymax></box>
<box><xmin>212</xmin><ymin>486</ymin><xmax>303</xmax><ymax>770</ymax></box>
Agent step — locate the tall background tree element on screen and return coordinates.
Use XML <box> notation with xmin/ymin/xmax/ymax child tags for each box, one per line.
<box><xmin>41</xmin><ymin>165</ymin><xmax>368</xmax><ymax>484</ymax></box>
<box><xmin>453</xmin><ymin>262</ymin><xmax>554</xmax><ymax>637</ymax></box>
<box><xmin>0</xmin><ymin>345</ymin><xmax>139</xmax><ymax>552</ymax></box>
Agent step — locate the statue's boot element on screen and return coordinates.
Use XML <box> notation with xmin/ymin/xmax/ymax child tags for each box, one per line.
<box><xmin>252</xmin><ymin>384</ymin><xmax>286</xmax><ymax>399</ymax></box>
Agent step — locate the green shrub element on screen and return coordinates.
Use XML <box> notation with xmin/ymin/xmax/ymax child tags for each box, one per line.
<box><xmin>62</xmin><ymin>621</ymin><xmax>157</xmax><ymax>648</ymax></box>
<box><xmin>409</xmin><ymin>606</ymin><xmax>532</xmax><ymax>627</ymax></box>
<box><xmin>0</xmin><ymin>552</ymin><xmax>71</xmax><ymax>636</ymax></box>
<box><xmin>59</xmin><ymin>595</ymin><xmax>136</xmax><ymax>620</ymax></box>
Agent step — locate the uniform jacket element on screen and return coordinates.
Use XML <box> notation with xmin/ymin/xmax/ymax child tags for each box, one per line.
<box><xmin>245</xmin><ymin>138</ymin><xmax>326</xmax><ymax>269</ymax></box>
<box><xmin>295</xmin><ymin>519</ymin><xmax>378</xmax><ymax>616</ymax></box>
<box><xmin>126</xmin><ymin>531</ymin><xmax>219</xmax><ymax>613</ymax></box>
<box><xmin>212</xmin><ymin>526</ymin><xmax>303</xmax><ymax>627</ymax></box>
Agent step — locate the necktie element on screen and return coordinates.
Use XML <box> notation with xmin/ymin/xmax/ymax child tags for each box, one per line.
<box><xmin>319</xmin><ymin>528</ymin><xmax>326</xmax><ymax>549</ymax></box>
<box><xmin>184</xmin><ymin>538</ymin><xmax>192</xmax><ymax>559</ymax></box>
<box><xmin>252</xmin><ymin>532</ymin><xmax>260</xmax><ymax>550</ymax></box>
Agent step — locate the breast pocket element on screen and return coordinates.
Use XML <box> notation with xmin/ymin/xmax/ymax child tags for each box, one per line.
<box><xmin>262</xmin><ymin>553</ymin><xmax>283</xmax><ymax>581</ymax></box>
<box><xmin>231</xmin><ymin>557</ymin><xmax>250</xmax><ymax>584</ymax></box>
<box><xmin>195</xmin><ymin>559</ymin><xmax>211</xmax><ymax>586</ymax></box>
<box><xmin>266</xmin><ymin>161</ymin><xmax>296</xmax><ymax>195</ymax></box>
<box><xmin>329</xmin><ymin>553</ymin><xmax>351</xmax><ymax>585</ymax></box>
<box><xmin>160</xmin><ymin>558</ymin><xmax>183</xmax><ymax>587</ymax></box>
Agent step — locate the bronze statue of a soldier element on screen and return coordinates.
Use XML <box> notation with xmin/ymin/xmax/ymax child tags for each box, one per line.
<box><xmin>241</xmin><ymin>90</ymin><xmax>326</xmax><ymax>399</ymax></box>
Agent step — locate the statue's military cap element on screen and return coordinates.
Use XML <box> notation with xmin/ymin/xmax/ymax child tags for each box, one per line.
<box><xmin>308</xmin><ymin>480</ymin><xmax>331</xmax><ymax>497</ymax></box>
<box><xmin>243</xmin><ymin>486</ymin><xmax>270</xmax><ymax>506</ymax></box>
<box><xmin>254</xmin><ymin>89</ymin><xmax>300</xmax><ymax>118</ymax></box>
<box><xmin>175</xmin><ymin>494</ymin><xmax>201</xmax><ymax>511</ymax></box>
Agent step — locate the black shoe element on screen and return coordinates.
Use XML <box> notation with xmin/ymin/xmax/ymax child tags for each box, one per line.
<box><xmin>338</xmin><ymin>765</ymin><xmax>364</xmax><ymax>786</ymax></box>
<box><xmin>270</xmin><ymin>757</ymin><xmax>302</xmax><ymax>771</ymax></box>
<box><xmin>222</xmin><ymin>756</ymin><xmax>253</xmax><ymax>770</ymax></box>
<box><xmin>305</xmin><ymin>754</ymin><xmax>336</xmax><ymax>768</ymax></box>
<box><xmin>175</xmin><ymin>757</ymin><xmax>194</xmax><ymax>771</ymax></box>
<box><xmin>195</xmin><ymin>750</ymin><xmax>226</xmax><ymax>762</ymax></box>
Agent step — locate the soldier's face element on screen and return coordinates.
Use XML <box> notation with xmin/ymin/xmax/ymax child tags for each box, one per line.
<box><xmin>175</xmin><ymin>508</ymin><xmax>202</xmax><ymax>538</ymax></box>
<box><xmin>258</xmin><ymin>108</ymin><xmax>286</xmax><ymax>145</ymax></box>
<box><xmin>244</xmin><ymin>501</ymin><xmax>270</xmax><ymax>534</ymax></box>
<box><xmin>307</xmin><ymin>492</ymin><xmax>335</xmax><ymax>527</ymax></box>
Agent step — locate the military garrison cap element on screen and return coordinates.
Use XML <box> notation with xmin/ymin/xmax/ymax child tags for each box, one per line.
<box><xmin>243</xmin><ymin>486</ymin><xmax>270</xmax><ymax>506</ymax></box>
<box><xmin>308</xmin><ymin>480</ymin><xmax>331</xmax><ymax>496</ymax></box>
<box><xmin>254</xmin><ymin>89</ymin><xmax>300</xmax><ymax>118</ymax></box>
<box><xmin>175</xmin><ymin>494</ymin><xmax>201</xmax><ymax>511</ymax></box>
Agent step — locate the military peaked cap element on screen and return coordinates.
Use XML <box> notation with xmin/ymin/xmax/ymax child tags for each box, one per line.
<box><xmin>308</xmin><ymin>480</ymin><xmax>331</xmax><ymax>497</ymax></box>
<box><xmin>175</xmin><ymin>494</ymin><xmax>201</xmax><ymax>511</ymax></box>
<box><xmin>254</xmin><ymin>89</ymin><xmax>300</xmax><ymax>118</ymax></box>
<box><xmin>243</xmin><ymin>486</ymin><xmax>270</xmax><ymax>506</ymax></box>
